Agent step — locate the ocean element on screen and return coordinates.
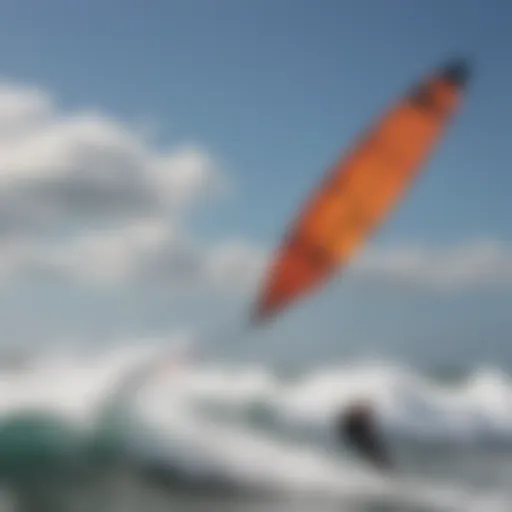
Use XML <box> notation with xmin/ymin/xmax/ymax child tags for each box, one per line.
<box><xmin>0</xmin><ymin>341</ymin><xmax>510</xmax><ymax>511</ymax></box>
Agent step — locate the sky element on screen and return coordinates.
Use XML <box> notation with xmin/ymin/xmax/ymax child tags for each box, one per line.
<box><xmin>0</xmin><ymin>0</ymin><xmax>510</xmax><ymax>369</ymax></box>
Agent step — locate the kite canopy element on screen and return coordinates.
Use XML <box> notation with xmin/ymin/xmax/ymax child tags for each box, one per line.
<box><xmin>252</xmin><ymin>59</ymin><xmax>471</xmax><ymax>324</ymax></box>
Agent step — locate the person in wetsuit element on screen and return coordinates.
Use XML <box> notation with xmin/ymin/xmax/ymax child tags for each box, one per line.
<box><xmin>335</xmin><ymin>401</ymin><xmax>392</xmax><ymax>470</ymax></box>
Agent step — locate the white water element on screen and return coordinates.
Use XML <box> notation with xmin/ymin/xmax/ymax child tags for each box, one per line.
<box><xmin>0</xmin><ymin>340</ymin><xmax>511</xmax><ymax>510</ymax></box>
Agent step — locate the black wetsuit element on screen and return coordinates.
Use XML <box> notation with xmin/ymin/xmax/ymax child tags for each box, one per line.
<box><xmin>336</xmin><ymin>407</ymin><xmax>391</xmax><ymax>469</ymax></box>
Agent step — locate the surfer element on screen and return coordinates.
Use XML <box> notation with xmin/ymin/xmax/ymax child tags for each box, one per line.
<box><xmin>335</xmin><ymin>400</ymin><xmax>392</xmax><ymax>470</ymax></box>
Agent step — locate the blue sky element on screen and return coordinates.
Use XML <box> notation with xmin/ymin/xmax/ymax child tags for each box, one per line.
<box><xmin>0</xmin><ymin>0</ymin><xmax>509</xmax><ymax>369</ymax></box>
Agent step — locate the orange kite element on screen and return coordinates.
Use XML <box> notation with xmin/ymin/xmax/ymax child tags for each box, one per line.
<box><xmin>253</xmin><ymin>59</ymin><xmax>471</xmax><ymax>324</ymax></box>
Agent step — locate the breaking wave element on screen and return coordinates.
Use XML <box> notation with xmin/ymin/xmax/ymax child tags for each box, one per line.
<box><xmin>0</xmin><ymin>340</ymin><xmax>510</xmax><ymax>510</ymax></box>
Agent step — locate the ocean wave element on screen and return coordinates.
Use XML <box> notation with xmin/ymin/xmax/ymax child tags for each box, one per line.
<box><xmin>0</xmin><ymin>342</ymin><xmax>510</xmax><ymax>510</ymax></box>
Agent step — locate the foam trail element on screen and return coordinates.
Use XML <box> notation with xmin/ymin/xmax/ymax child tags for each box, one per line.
<box><xmin>0</xmin><ymin>343</ymin><xmax>510</xmax><ymax>509</ymax></box>
<box><xmin>123</xmin><ymin>361</ymin><xmax>509</xmax><ymax>509</ymax></box>
<box><xmin>160</xmin><ymin>360</ymin><xmax>512</xmax><ymax>446</ymax></box>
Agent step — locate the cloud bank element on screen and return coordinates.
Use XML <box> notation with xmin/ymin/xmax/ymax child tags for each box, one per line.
<box><xmin>352</xmin><ymin>239</ymin><xmax>512</xmax><ymax>292</ymax></box>
<box><xmin>0</xmin><ymin>80</ymin><xmax>509</xmax><ymax>299</ymax></box>
<box><xmin>0</xmin><ymin>83</ymin><xmax>227</xmax><ymax>223</ymax></box>
<box><xmin>0</xmin><ymin>80</ymin><xmax>261</xmax><ymax>295</ymax></box>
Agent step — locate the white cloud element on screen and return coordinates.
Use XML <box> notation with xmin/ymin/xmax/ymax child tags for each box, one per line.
<box><xmin>0</xmin><ymin>220</ymin><xmax>266</xmax><ymax>296</ymax></box>
<box><xmin>2</xmin><ymin>228</ymin><xmax>510</xmax><ymax>296</ymax></box>
<box><xmin>205</xmin><ymin>240</ymin><xmax>267</xmax><ymax>294</ymax></box>
<box><xmin>0</xmin><ymin>80</ymin><xmax>508</xmax><ymax>301</ymax></box>
<box><xmin>0</xmin><ymin>82</ymin><xmax>227</xmax><ymax>236</ymax></box>
<box><xmin>50</xmin><ymin>220</ymin><xmax>173</xmax><ymax>286</ymax></box>
<box><xmin>351</xmin><ymin>239</ymin><xmax>512</xmax><ymax>291</ymax></box>
<box><xmin>0</xmin><ymin>79</ymin><xmax>256</xmax><ymax>296</ymax></box>
<box><xmin>0</xmin><ymin>83</ymin><xmax>52</xmax><ymax>136</ymax></box>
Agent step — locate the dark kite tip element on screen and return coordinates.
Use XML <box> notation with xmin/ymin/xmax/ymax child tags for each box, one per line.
<box><xmin>439</xmin><ymin>59</ymin><xmax>471</xmax><ymax>87</ymax></box>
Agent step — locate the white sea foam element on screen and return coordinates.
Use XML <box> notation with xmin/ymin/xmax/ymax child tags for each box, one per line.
<box><xmin>0</xmin><ymin>341</ymin><xmax>510</xmax><ymax>510</ymax></box>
